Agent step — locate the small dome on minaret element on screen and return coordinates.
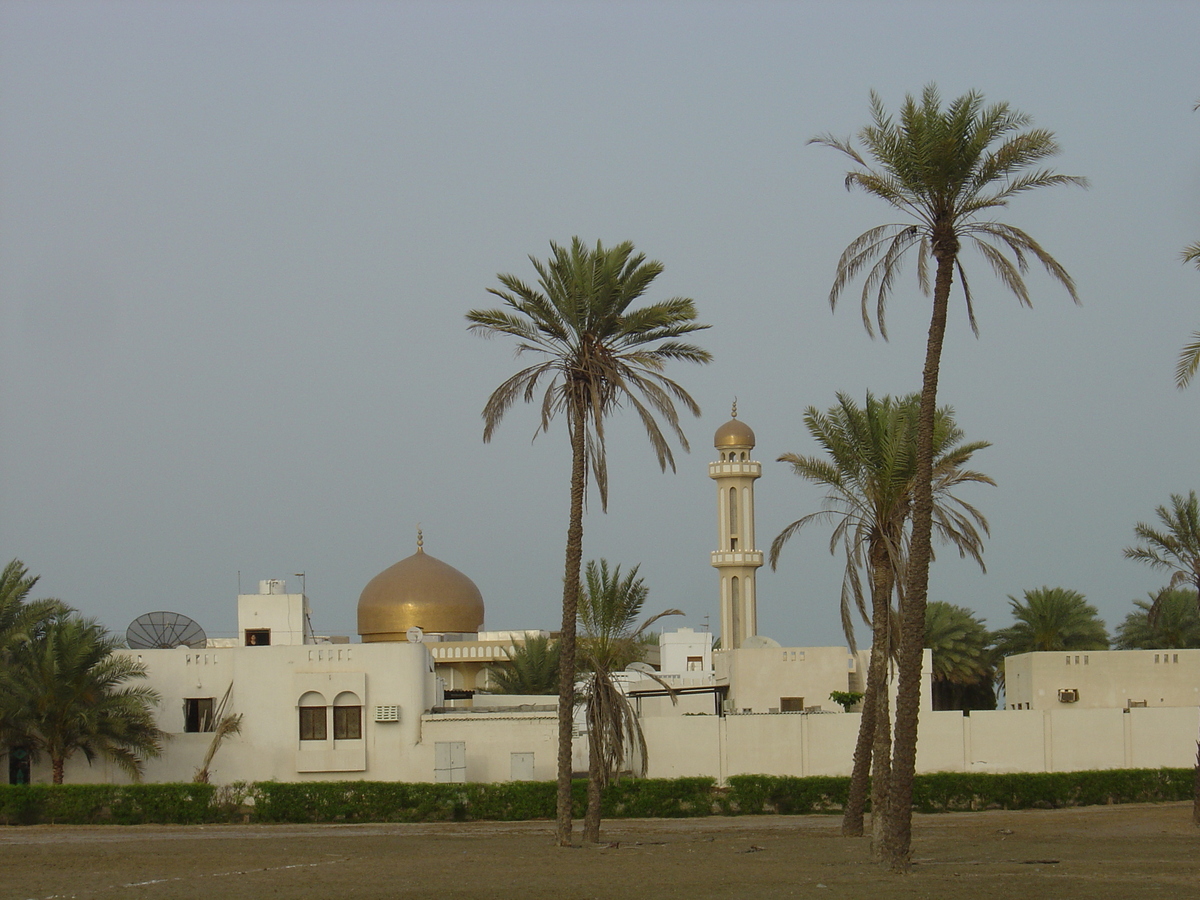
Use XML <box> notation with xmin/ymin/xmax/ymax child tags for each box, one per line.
<box><xmin>714</xmin><ymin>400</ymin><xmax>755</xmax><ymax>449</ymax></box>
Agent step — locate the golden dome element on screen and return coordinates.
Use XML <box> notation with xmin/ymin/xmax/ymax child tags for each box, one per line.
<box><xmin>357</xmin><ymin>537</ymin><xmax>485</xmax><ymax>641</ymax></box>
<box><xmin>714</xmin><ymin>416</ymin><xmax>755</xmax><ymax>449</ymax></box>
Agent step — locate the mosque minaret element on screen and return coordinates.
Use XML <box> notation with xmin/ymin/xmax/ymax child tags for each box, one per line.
<box><xmin>709</xmin><ymin>402</ymin><xmax>763</xmax><ymax>650</ymax></box>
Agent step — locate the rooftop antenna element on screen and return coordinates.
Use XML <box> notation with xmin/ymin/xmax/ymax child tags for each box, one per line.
<box><xmin>294</xmin><ymin>572</ymin><xmax>306</xmax><ymax>596</ymax></box>
<box><xmin>702</xmin><ymin>614</ymin><xmax>710</xmax><ymax>632</ymax></box>
<box><xmin>127</xmin><ymin>611</ymin><xmax>207</xmax><ymax>649</ymax></box>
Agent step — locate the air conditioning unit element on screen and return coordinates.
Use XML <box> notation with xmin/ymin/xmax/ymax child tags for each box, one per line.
<box><xmin>1057</xmin><ymin>689</ymin><xmax>1079</xmax><ymax>703</ymax></box>
<box><xmin>374</xmin><ymin>705</ymin><xmax>401</xmax><ymax>722</ymax></box>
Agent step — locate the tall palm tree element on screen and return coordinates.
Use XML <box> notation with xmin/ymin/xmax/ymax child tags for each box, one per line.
<box><xmin>1174</xmin><ymin>98</ymin><xmax>1200</xmax><ymax>387</ymax></box>
<box><xmin>811</xmin><ymin>86</ymin><xmax>1083</xmax><ymax>870</ymax></box>
<box><xmin>577</xmin><ymin>560</ymin><xmax>681</xmax><ymax>843</ymax></box>
<box><xmin>467</xmin><ymin>237</ymin><xmax>711</xmax><ymax>845</ymax></box>
<box><xmin>1124</xmin><ymin>489</ymin><xmax>1200</xmax><ymax>825</ymax></box>
<box><xmin>993</xmin><ymin>587</ymin><xmax>1108</xmax><ymax>659</ymax></box>
<box><xmin>486</xmin><ymin>634</ymin><xmax>560</xmax><ymax>695</ymax></box>
<box><xmin>769</xmin><ymin>392</ymin><xmax>991</xmax><ymax>842</ymax></box>
<box><xmin>3</xmin><ymin>615</ymin><xmax>166</xmax><ymax>783</ymax></box>
<box><xmin>1114</xmin><ymin>589</ymin><xmax>1200</xmax><ymax>650</ymax></box>
<box><xmin>1176</xmin><ymin>245</ymin><xmax>1200</xmax><ymax>388</ymax></box>
<box><xmin>924</xmin><ymin>601</ymin><xmax>996</xmax><ymax>711</ymax></box>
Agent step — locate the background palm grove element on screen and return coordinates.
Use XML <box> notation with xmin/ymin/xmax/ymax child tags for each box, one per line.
<box><xmin>2</xmin><ymin>5</ymin><xmax>1199</xmax><ymax>670</ymax></box>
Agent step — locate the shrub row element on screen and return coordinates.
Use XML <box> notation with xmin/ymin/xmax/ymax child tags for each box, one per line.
<box><xmin>0</xmin><ymin>769</ymin><xmax>1191</xmax><ymax>826</ymax></box>
<box><xmin>0</xmin><ymin>783</ymin><xmax>217</xmax><ymax>825</ymax></box>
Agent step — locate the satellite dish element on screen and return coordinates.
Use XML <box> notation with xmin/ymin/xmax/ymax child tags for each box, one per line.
<box><xmin>626</xmin><ymin>661</ymin><xmax>656</xmax><ymax>674</ymax></box>
<box><xmin>406</xmin><ymin>626</ymin><xmax>424</xmax><ymax>643</ymax></box>
<box><xmin>743</xmin><ymin>635</ymin><xmax>781</xmax><ymax>649</ymax></box>
<box><xmin>126</xmin><ymin>611</ymin><xmax>207</xmax><ymax>649</ymax></box>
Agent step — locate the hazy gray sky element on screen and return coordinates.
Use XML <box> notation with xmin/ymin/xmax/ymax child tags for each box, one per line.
<box><xmin>2</xmin><ymin>1</ymin><xmax>1198</xmax><ymax>649</ymax></box>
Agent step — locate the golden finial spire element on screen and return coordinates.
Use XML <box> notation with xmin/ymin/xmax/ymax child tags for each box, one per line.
<box><xmin>731</xmin><ymin>398</ymin><xmax>738</xmax><ymax>418</ymax></box>
<box><xmin>417</xmin><ymin>525</ymin><xmax>423</xmax><ymax>553</ymax></box>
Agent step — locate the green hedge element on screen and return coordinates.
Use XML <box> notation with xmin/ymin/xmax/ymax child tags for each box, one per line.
<box><xmin>0</xmin><ymin>783</ymin><xmax>217</xmax><ymax>825</ymax></box>
<box><xmin>0</xmin><ymin>769</ymin><xmax>1190</xmax><ymax>826</ymax></box>
<box><xmin>723</xmin><ymin>774</ymin><xmax>850</xmax><ymax>815</ymax></box>
<box><xmin>910</xmin><ymin>768</ymin><xmax>1193</xmax><ymax>812</ymax></box>
<box><xmin>252</xmin><ymin>781</ymin><xmax>560</xmax><ymax>823</ymax></box>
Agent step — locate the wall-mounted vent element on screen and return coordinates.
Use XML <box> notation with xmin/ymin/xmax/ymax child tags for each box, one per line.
<box><xmin>1057</xmin><ymin>689</ymin><xmax>1079</xmax><ymax>703</ymax></box>
<box><xmin>374</xmin><ymin>705</ymin><xmax>401</xmax><ymax>722</ymax></box>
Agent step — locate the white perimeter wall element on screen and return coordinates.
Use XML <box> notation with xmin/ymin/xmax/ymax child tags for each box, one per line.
<box><xmin>642</xmin><ymin>707</ymin><xmax>1199</xmax><ymax>781</ymax></box>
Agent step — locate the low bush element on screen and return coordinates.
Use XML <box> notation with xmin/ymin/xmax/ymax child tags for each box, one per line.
<box><xmin>0</xmin><ymin>769</ymin><xmax>1189</xmax><ymax>825</ymax></box>
<box><xmin>724</xmin><ymin>774</ymin><xmax>849</xmax><ymax>815</ymax></box>
<box><xmin>0</xmin><ymin>783</ymin><xmax>217</xmax><ymax>825</ymax></box>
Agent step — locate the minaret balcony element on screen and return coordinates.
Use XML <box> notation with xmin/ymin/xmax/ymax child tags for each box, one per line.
<box><xmin>708</xmin><ymin>461</ymin><xmax>761</xmax><ymax>478</ymax></box>
<box><xmin>711</xmin><ymin>550</ymin><xmax>764</xmax><ymax>568</ymax></box>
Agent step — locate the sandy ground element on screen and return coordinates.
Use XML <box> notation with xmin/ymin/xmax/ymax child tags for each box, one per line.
<box><xmin>2</xmin><ymin>803</ymin><xmax>1198</xmax><ymax>900</ymax></box>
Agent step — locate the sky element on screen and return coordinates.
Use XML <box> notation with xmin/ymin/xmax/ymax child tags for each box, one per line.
<box><xmin>2</xmin><ymin>1</ymin><xmax>1198</xmax><ymax>650</ymax></box>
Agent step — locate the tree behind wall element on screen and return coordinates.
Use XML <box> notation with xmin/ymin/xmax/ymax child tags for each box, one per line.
<box><xmin>924</xmin><ymin>601</ymin><xmax>996</xmax><ymax>711</ymax></box>
<box><xmin>1114</xmin><ymin>589</ymin><xmax>1200</xmax><ymax>650</ymax></box>
<box><xmin>487</xmin><ymin>634</ymin><xmax>560</xmax><ymax>695</ymax></box>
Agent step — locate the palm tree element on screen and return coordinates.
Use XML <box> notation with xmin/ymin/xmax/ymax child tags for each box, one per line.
<box><xmin>769</xmin><ymin>392</ymin><xmax>992</xmax><ymax>842</ymax></box>
<box><xmin>0</xmin><ymin>559</ymin><xmax>68</xmax><ymax>652</ymax></box>
<box><xmin>1114</xmin><ymin>589</ymin><xmax>1200</xmax><ymax>650</ymax></box>
<box><xmin>576</xmin><ymin>559</ymin><xmax>681</xmax><ymax>843</ymax></box>
<box><xmin>1124</xmin><ymin>490</ymin><xmax>1200</xmax><ymax>825</ymax></box>
<box><xmin>1125</xmin><ymin>491</ymin><xmax>1200</xmax><ymax>611</ymax></box>
<box><xmin>1176</xmin><ymin>245</ymin><xmax>1200</xmax><ymax>388</ymax></box>
<box><xmin>993</xmin><ymin>587</ymin><xmax>1108</xmax><ymax>660</ymax></box>
<box><xmin>811</xmin><ymin>85</ymin><xmax>1083</xmax><ymax>870</ymax></box>
<box><xmin>924</xmin><ymin>601</ymin><xmax>996</xmax><ymax>711</ymax></box>
<box><xmin>193</xmin><ymin>683</ymin><xmax>242</xmax><ymax>784</ymax></box>
<box><xmin>3</xmin><ymin>615</ymin><xmax>166</xmax><ymax>783</ymax></box>
<box><xmin>1174</xmin><ymin>99</ymin><xmax>1200</xmax><ymax>387</ymax></box>
<box><xmin>486</xmin><ymin>634</ymin><xmax>560</xmax><ymax>695</ymax></box>
<box><xmin>0</xmin><ymin>560</ymin><xmax>70</xmax><ymax>750</ymax></box>
<box><xmin>467</xmin><ymin>237</ymin><xmax>711</xmax><ymax>845</ymax></box>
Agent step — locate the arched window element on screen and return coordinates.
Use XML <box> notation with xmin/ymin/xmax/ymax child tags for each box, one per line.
<box><xmin>333</xmin><ymin>691</ymin><xmax>363</xmax><ymax>740</ymax></box>
<box><xmin>298</xmin><ymin>691</ymin><xmax>327</xmax><ymax>741</ymax></box>
<box><xmin>729</xmin><ymin>487</ymin><xmax>738</xmax><ymax>549</ymax></box>
<box><xmin>731</xmin><ymin>577</ymin><xmax>741</xmax><ymax>645</ymax></box>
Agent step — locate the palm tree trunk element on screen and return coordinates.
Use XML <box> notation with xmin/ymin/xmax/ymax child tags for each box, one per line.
<box><xmin>841</xmin><ymin>667</ymin><xmax>876</xmax><ymax>836</ymax></box>
<box><xmin>1193</xmin><ymin>575</ymin><xmax>1200</xmax><ymax>826</ymax></box>
<box><xmin>883</xmin><ymin>243</ymin><xmax>955</xmax><ymax>872</ymax></box>
<box><xmin>868</xmin><ymin>543</ymin><xmax>894</xmax><ymax>859</ymax></box>
<box><xmin>584</xmin><ymin>704</ymin><xmax>603</xmax><ymax>843</ymax></box>
<box><xmin>52</xmin><ymin>756</ymin><xmax>64</xmax><ymax>785</ymax></box>
<box><xmin>1193</xmin><ymin>741</ymin><xmax>1200</xmax><ymax>827</ymax></box>
<box><xmin>842</xmin><ymin>540</ymin><xmax>894</xmax><ymax>836</ymax></box>
<box><xmin>555</xmin><ymin>414</ymin><xmax>586</xmax><ymax>847</ymax></box>
<box><xmin>870</xmin><ymin>669</ymin><xmax>892</xmax><ymax>857</ymax></box>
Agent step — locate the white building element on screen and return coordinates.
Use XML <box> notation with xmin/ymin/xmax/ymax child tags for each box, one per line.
<box><xmin>15</xmin><ymin>411</ymin><xmax>1200</xmax><ymax>786</ymax></box>
<box><xmin>1005</xmin><ymin>648</ymin><xmax>1200</xmax><ymax>710</ymax></box>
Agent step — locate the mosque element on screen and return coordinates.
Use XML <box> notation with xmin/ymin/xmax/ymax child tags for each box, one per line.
<box><xmin>19</xmin><ymin>413</ymin><xmax>1200</xmax><ymax>786</ymax></box>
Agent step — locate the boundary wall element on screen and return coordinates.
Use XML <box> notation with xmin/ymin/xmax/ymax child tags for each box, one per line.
<box><xmin>642</xmin><ymin>707</ymin><xmax>1200</xmax><ymax>782</ymax></box>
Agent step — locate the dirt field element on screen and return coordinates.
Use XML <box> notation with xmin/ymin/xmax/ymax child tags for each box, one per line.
<box><xmin>2</xmin><ymin>803</ymin><xmax>1198</xmax><ymax>900</ymax></box>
